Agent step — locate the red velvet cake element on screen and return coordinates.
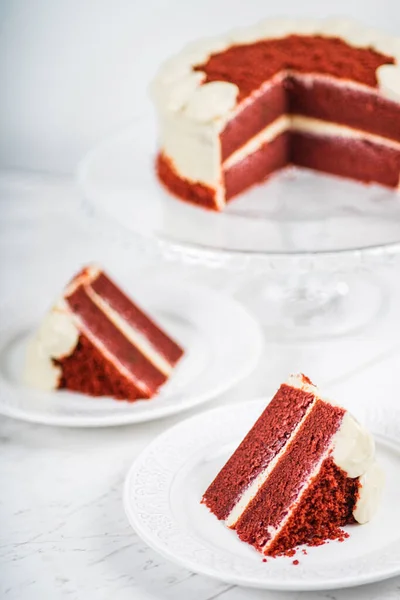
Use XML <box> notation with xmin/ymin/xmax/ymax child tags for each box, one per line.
<box><xmin>24</xmin><ymin>266</ymin><xmax>184</xmax><ymax>401</ymax></box>
<box><xmin>202</xmin><ymin>374</ymin><xmax>384</xmax><ymax>557</ymax></box>
<box><xmin>151</xmin><ymin>18</ymin><xmax>400</xmax><ymax>210</ymax></box>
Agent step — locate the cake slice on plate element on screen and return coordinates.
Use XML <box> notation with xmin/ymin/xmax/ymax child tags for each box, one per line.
<box><xmin>202</xmin><ymin>374</ymin><xmax>384</xmax><ymax>557</ymax></box>
<box><xmin>24</xmin><ymin>266</ymin><xmax>184</xmax><ymax>401</ymax></box>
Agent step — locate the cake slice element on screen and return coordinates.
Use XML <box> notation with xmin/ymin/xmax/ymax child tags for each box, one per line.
<box><xmin>202</xmin><ymin>374</ymin><xmax>384</xmax><ymax>557</ymax></box>
<box><xmin>24</xmin><ymin>266</ymin><xmax>184</xmax><ymax>401</ymax></box>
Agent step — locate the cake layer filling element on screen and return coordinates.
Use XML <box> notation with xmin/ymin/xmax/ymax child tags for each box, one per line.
<box><xmin>85</xmin><ymin>287</ymin><xmax>172</xmax><ymax>377</ymax></box>
<box><xmin>224</xmin><ymin>114</ymin><xmax>400</xmax><ymax>172</ymax></box>
<box><xmin>223</xmin><ymin>119</ymin><xmax>400</xmax><ymax>200</ymax></box>
<box><xmin>65</xmin><ymin>286</ymin><xmax>167</xmax><ymax>397</ymax></box>
<box><xmin>202</xmin><ymin>376</ymin><xmax>317</xmax><ymax>520</ymax></box>
<box><xmin>91</xmin><ymin>273</ymin><xmax>183</xmax><ymax>366</ymax></box>
<box><xmin>221</xmin><ymin>73</ymin><xmax>400</xmax><ymax>160</ymax></box>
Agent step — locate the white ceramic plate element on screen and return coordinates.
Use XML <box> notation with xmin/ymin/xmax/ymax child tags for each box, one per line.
<box><xmin>124</xmin><ymin>399</ymin><xmax>400</xmax><ymax>591</ymax></box>
<box><xmin>0</xmin><ymin>278</ymin><xmax>263</xmax><ymax>427</ymax></box>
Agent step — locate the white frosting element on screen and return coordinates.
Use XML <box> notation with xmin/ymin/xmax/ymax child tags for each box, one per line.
<box><xmin>85</xmin><ymin>286</ymin><xmax>173</xmax><ymax>377</ymax></box>
<box><xmin>331</xmin><ymin>412</ymin><xmax>375</xmax><ymax>478</ymax></box>
<box><xmin>183</xmin><ymin>81</ymin><xmax>239</xmax><ymax>122</ymax></box>
<box><xmin>152</xmin><ymin>72</ymin><xmax>206</xmax><ymax>112</ymax></box>
<box><xmin>24</xmin><ymin>303</ymin><xmax>79</xmax><ymax>390</ymax></box>
<box><xmin>182</xmin><ymin>37</ymin><xmax>231</xmax><ymax>61</ymax></box>
<box><xmin>221</xmin><ymin>375</ymin><xmax>384</xmax><ymax>544</ymax></box>
<box><xmin>377</xmin><ymin>65</ymin><xmax>400</xmax><ymax>102</ymax></box>
<box><xmin>222</xmin><ymin>113</ymin><xmax>400</xmax><ymax>175</ymax></box>
<box><xmin>353</xmin><ymin>461</ymin><xmax>385</xmax><ymax>524</ymax></box>
<box><xmin>153</xmin><ymin>58</ymin><xmax>192</xmax><ymax>86</ymax></box>
<box><xmin>229</xmin><ymin>19</ymin><xmax>298</xmax><ymax>45</ymax></box>
<box><xmin>291</xmin><ymin>115</ymin><xmax>400</xmax><ymax>149</ymax></box>
<box><xmin>158</xmin><ymin>109</ymin><xmax>222</xmax><ymax>192</ymax></box>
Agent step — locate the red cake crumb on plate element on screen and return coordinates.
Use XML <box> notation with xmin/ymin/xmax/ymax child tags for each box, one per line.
<box><xmin>202</xmin><ymin>374</ymin><xmax>384</xmax><ymax>557</ymax></box>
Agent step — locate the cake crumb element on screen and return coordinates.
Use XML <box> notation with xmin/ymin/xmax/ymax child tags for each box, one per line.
<box><xmin>286</xmin><ymin>549</ymin><xmax>296</xmax><ymax>557</ymax></box>
<box><xmin>302</xmin><ymin>549</ymin><xmax>307</xmax><ymax>555</ymax></box>
<box><xmin>262</xmin><ymin>558</ymin><xmax>267</xmax><ymax>563</ymax></box>
<box><xmin>293</xmin><ymin>560</ymin><xmax>299</xmax><ymax>565</ymax></box>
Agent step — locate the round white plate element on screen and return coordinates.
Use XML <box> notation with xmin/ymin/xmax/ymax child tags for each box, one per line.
<box><xmin>0</xmin><ymin>278</ymin><xmax>263</xmax><ymax>427</ymax></box>
<box><xmin>124</xmin><ymin>399</ymin><xmax>400</xmax><ymax>591</ymax></box>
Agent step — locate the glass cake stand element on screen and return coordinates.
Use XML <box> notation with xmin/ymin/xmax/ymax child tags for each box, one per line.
<box><xmin>77</xmin><ymin>116</ymin><xmax>400</xmax><ymax>339</ymax></box>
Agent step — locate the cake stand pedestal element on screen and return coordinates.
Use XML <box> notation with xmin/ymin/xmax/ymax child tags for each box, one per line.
<box><xmin>234</xmin><ymin>270</ymin><xmax>388</xmax><ymax>339</ymax></box>
<box><xmin>77</xmin><ymin>118</ymin><xmax>400</xmax><ymax>340</ymax></box>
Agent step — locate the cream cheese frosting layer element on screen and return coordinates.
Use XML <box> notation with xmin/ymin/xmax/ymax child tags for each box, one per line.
<box><xmin>222</xmin><ymin>114</ymin><xmax>400</xmax><ymax>173</ymax></box>
<box><xmin>85</xmin><ymin>286</ymin><xmax>173</xmax><ymax>377</ymax></box>
<box><xmin>290</xmin><ymin>116</ymin><xmax>400</xmax><ymax>150</ymax></box>
<box><xmin>223</xmin><ymin>375</ymin><xmax>382</xmax><ymax>537</ymax></box>
<box><xmin>24</xmin><ymin>303</ymin><xmax>79</xmax><ymax>391</ymax></box>
<box><xmin>353</xmin><ymin>461</ymin><xmax>385</xmax><ymax>524</ymax></box>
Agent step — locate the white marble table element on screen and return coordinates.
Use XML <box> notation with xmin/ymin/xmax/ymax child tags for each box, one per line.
<box><xmin>1</xmin><ymin>173</ymin><xmax>400</xmax><ymax>600</ymax></box>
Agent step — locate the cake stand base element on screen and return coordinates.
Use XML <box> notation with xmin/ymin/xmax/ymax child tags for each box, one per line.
<box><xmin>236</xmin><ymin>272</ymin><xmax>387</xmax><ymax>340</ymax></box>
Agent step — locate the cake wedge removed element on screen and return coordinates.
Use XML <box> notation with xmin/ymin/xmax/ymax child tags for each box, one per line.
<box><xmin>202</xmin><ymin>374</ymin><xmax>384</xmax><ymax>557</ymax></box>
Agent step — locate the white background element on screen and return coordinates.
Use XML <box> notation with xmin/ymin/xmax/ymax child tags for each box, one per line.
<box><xmin>0</xmin><ymin>0</ymin><xmax>399</xmax><ymax>174</ymax></box>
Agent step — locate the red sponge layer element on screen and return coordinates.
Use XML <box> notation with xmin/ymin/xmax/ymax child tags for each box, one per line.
<box><xmin>266</xmin><ymin>458</ymin><xmax>360</xmax><ymax>557</ymax></box>
<box><xmin>91</xmin><ymin>272</ymin><xmax>184</xmax><ymax>366</ymax></box>
<box><xmin>202</xmin><ymin>382</ymin><xmax>316</xmax><ymax>520</ymax></box>
<box><xmin>55</xmin><ymin>334</ymin><xmax>146</xmax><ymax>401</ymax></box>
